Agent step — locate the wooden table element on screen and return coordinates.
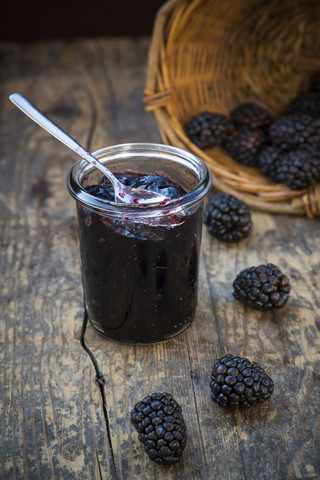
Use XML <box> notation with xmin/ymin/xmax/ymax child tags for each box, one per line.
<box><xmin>1</xmin><ymin>37</ymin><xmax>320</xmax><ymax>480</ymax></box>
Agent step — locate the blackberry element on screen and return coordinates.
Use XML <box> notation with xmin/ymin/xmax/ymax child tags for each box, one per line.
<box><xmin>203</xmin><ymin>192</ymin><xmax>252</xmax><ymax>242</ymax></box>
<box><xmin>130</xmin><ymin>393</ymin><xmax>187</xmax><ymax>464</ymax></box>
<box><xmin>223</xmin><ymin>125</ymin><xmax>266</xmax><ymax>166</ymax></box>
<box><xmin>270</xmin><ymin>147</ymin><xmax>320</xmax><ymax>190</ymax></box>
<box><xmin>288</xmin><ymin>92</ymin><xmax>320</xmax><ymax>118</ymax></box>
<box><xmin>186</xmin><ymin>112</ymin><xmax>234</xmax><ymax>149</ymax></box>
<box><xmin>230</xmin><ymin>102</ymin><xmax>273</xmax><ymax>129</ymax></box>
<box><xmin>259</xmin><ymin>145</ymin><xmax>282</xmax><ymax>177</ymax></box>
<box><xmin>210</xmin><ymin>354</ymin><xmax>274</xmax><ymax>409</ymax></box>
<box><xmin>233</xmin><ymin>263</ymin><xmax>291</xmax><ymax>310</ymax></box>
<box><xmin>269</xmin><ymin>114</ymin><xmax>320</xmax><ymax>150</ymax></box>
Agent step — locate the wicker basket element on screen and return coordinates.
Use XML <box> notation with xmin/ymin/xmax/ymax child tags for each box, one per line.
<box><xmin>144</xmin><ymin>0</ymin><xmax>320</xmax><ymax>217</ymax></box>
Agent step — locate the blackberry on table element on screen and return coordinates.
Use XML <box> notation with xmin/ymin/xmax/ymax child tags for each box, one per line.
<box><xmin>203</xmin><ymin>192</ymin><xmax>252</xmax><ymax>242</ymax></box>
<box><xmin>233</xmin><ymin>263</ymin><xmax>291</xmax><ymax>310</ymax></box>
<box><xmin>269</xmin><ymin>147</ymin><xmax>320</xmax><ymax>190</ymax></box>
<box><xmin>186</xmin><ymin>112</ymin><xmax>234</xmax><ymax>149</ymax></box>
<box><xmin>210</xmin><ymin>354</ymin><xmax>274</xmax><ymax>409</ymax></box>
<box><xmin>269</xmin><ymin>114</ymin><xmax>320</xmax><ymax>150</ymax></box>
<box><xmin>259</xmin><ymin>145</ymin><xmax>283</xmax><ymax>177</ymax></box>
<box><xmin>230</xmin><ymin>102</ymin><xmax>273</xmax><ymax>129</ymax></box>
<box><xmin>130</xmin><ymin>392</ymin><xmax>187</xmax><ymax>464</ymax></box>
<box><xmin>223</xmin><ymin>125</ymin><xmax>266</xmax><ymax>166</ymax></box>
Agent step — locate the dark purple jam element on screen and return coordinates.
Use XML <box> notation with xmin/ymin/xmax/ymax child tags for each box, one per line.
<box><xmin>77</xmin><ymin>173</ymin><xmax>203</xmax><ymax>344</ymax></box>
<box><xmin>85</xmin><ymin>173</ymin><xmax>186</xmax><ymax>202</ymax></box>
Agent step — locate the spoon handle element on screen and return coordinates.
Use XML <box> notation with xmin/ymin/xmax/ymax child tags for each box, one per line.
<box><xmin>9</xmin><ymin>93</ymin><xmax>117</xmax><ymax>184</ymax></box>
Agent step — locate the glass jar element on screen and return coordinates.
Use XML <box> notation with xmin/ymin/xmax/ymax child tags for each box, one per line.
<box><xmin>67</xmin><ymin>143</ymin><xmax>212</xmax><ymax>344</ymax></box>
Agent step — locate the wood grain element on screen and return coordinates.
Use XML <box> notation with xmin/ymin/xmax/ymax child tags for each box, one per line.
<box><xmin>1</xmin><ymin>37</ymin><xmax>320</xmax><ymax>480</ymax></box>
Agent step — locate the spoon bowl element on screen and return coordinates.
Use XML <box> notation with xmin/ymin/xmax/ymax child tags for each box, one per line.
<box><xmin>9</xmin><ymin>93</ymin><xmax>168</xmax><ymax>206</ymax></box>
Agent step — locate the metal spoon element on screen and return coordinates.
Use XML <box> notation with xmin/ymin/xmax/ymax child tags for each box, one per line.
<box><xmin>9</xmin><ymin>93</ymin><xmax>168</xmax><ymax>205</ymax></box>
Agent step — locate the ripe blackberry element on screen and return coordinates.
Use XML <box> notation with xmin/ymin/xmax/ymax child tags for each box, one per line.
<box><xmin>270</xmin><ymin>147</ymin><xmax>320</xmax><ymax>190</ymax></box>
<box><xmin>269</xmin><ymin>114</ymin><xmax>320</xmax><ymax>150</ymax></box>
<box><xmin>203</xmin><ymin>192</ymin><xmax>252</xmax><ymax>242</ymax></box>
<box><xmin>233</xmin><ymin>263</ymin><xmax>291</xmax><ymax>310</ymax></box>
<box><xmin>259</xmin><ymin>145</ymin><xmax>282</xmax><ymax>177</ymax></box>
<box><xmin>186</xmin><ymin>112</ymin><xmax>234</xmax><ymax>149</ymax></box>
<box><xmin>130</xmin><ymin>393</ymin><xmax>187</xmax><ymax>464</ymax></box>
<box><xmin>288</xmin><ymin>92</ymin><xmax>320</xmax><ymax>118</ymax></box>
<box><xmin>223</xmin><ymin>125</ymin><xmax>266</xmax><ymax>166</ymax></box>
<box><xmin>210</xmin><ymin>354</ymin><xmax>274</xmax><ymax>409</ymax></box>
<box><xmin>230</xmin><ymin>102</ymin><xmax>273</xmax><ymax>129</ymax></box>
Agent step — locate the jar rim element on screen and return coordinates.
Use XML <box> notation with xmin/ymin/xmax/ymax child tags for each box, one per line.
<box><xmin>67</xmin><ymin>143</ymin><xmax>212</xmax><ymax>215</ymax></box>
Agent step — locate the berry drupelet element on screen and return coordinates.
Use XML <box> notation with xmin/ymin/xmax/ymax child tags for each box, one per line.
<box><xmin>233</xmin><ymin>263</ymin><xmax>291</xmax><ymax>310</ymax></box>
<box><xmin>259</xmin><ymin>145</ymin><xmax>283</xmax><ymax>177</ymax></box>
<box><xmin>203</xmin><ymin>193</ymin><xmax>252</xmax><ymax>242</ymax></box>
<box><xmin>269</xmin><ymin>114</ymin><xmax>320</xmax><ymax>150</ymax></box>
<box><xmin>223</xmin><ymin>125</ymin><xmax>266</xmax><ymax>166</ymax></box>
<box><xmin>186</xmin><ymin>112</ymin><xmax>234</xmax><ymax>150</ymax></box>
<box><xmin>210</xmin><ymin>354</ymin><xmax>274</xmax><ymax>409</ymax></box>
<box><xmin>268</xmin><ymin>147</ymin><xmax>320</xmax><ymax>190</ymax></box>
<box><xmin>130</xmin><ymin>393</ymin><xmax>187</xmax><ymax>465</ymax></box>
<box><xmin>230</xmin><ymin>102</ymin><xmax>273</xmax><ymax>129</ymax></box>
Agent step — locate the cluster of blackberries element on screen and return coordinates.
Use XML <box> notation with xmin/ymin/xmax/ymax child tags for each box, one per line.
<box><xmin>186</xmin><ymin>103</ymin><xmax>270</xmax><ymax>167</ymax></box>
<box><xmin>131</xmin><ymin>353</ymin><xmax>274</xmax><ymax>464</ymax></box>
<box><xmin>130</xmin><ymin>195</ymin><xmax>291</xmax><ymax>465</ymax></box>
<box><xmin>186</xmin><ymin>71</ymin><xmax>320</xmax><ymax>191</ymax></box>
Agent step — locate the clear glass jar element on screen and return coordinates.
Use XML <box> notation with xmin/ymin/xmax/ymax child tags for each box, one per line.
<box><xmin>67</xmin><ymin>143</ymin><xmax>212</xmax><ymax>344</ymax></box>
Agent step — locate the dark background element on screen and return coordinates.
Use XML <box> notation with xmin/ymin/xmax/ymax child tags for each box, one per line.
<box><xmin>1</xmin><ymin>0</ymin><xmax>167</xmax><ymax>42</ymax></box>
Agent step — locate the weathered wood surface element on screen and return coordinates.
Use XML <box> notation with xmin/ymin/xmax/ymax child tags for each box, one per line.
<box><xmin>0</xmin><ymin>37</ymin><xmax>320</xmax><ymax>480</ymax></box>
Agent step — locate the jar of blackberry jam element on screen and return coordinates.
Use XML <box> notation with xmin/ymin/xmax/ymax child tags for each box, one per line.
<box><xmin>67</xmin><ymin>143</ymin><xmax>212</xmax><ymax>344</ymax></box>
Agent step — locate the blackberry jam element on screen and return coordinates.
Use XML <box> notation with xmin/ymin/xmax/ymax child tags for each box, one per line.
<box><xmin>67</xmin><ymin>143</ymin><xmax>212</xmax><ymax>344</ymax></box>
